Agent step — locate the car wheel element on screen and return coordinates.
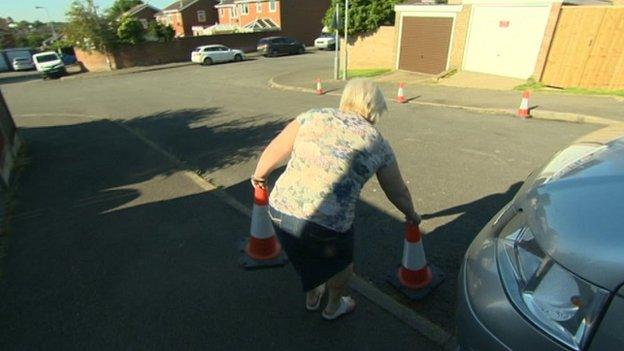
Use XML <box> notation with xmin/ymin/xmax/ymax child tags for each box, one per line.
<box><xmin>234</xmin><ymin>54</ymin><xmax>242</xmax><ymax>62</ymax></box>
<box><xmin>298</xmin><ymin>46</ymin><xmax>305</xmax><ymax>54</ymax></box>
<box><xmin>203</xmin><ymin>57</ymin><xmax>213</xmax><ymax>66</ymax></box>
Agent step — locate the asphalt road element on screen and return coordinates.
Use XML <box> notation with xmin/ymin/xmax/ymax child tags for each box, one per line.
<box><xmin>1</xmin><ymin>51</ymin><xmax>598</xmax><ymax>335</ymax></box>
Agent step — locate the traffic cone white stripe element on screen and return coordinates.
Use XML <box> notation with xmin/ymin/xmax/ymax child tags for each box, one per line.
<box><xmin>397</xmin><ymin>83</ymin><xmax>406</xmax><ymax>103</ymax></box>
<box><xmin>316</xmin><ymin>78</ymin><xmax>323</xmax><ymax>95</ymax></box>
<box><xmin>517</xmin><ymin>91</ymin><xmax>530</xmax><ymax>118</ymax></box>
<box><xmin>250</xmin><ymin>203</ymin><xmax>275</xmax><ymax>240</ymax></box>
<box><xmin>402</xmin><ymin>240</ymin><xmax>427</xmax><ymax>270</ymax></box>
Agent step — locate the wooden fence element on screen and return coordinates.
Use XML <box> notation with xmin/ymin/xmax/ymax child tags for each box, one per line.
<box><xmin>541</xmin><ymin>6</ymin><xmax>624</xmax><ymax>89</ymax></box>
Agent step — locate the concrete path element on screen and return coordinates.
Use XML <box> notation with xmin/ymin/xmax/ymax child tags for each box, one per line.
<box><xmin>0</xmin><ymin>114</ymin><xmax>441</xmax><ymax>350</ymax></box>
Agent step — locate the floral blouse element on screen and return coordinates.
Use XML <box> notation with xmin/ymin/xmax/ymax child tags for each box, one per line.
<box><xmin>269</xmin><ymin>108</ymin><xmax>396</xmax><ymax>232</ymax></box>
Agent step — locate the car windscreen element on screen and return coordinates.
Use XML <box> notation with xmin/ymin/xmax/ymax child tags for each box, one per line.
<box><xmin>258</xmin><ymin>39</ymin><xmax>269</xmax><ymax>44</ymax></box>
<box><xmin>34</xmin><ymin>54</ymin><xmax>58</xmax><ymax>63</ymax></box>
<box><xmin>193</xmin><ymin>47</ymin><xmax>202</xmax><ymax>52</ymax></box>
<box><xmin>14</xmin><ymin>58</ymin><xmax>29</xmax><ymax>62</ymax></box>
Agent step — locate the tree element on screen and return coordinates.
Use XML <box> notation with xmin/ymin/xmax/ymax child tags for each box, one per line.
<box><xmin>65</xmin><ymin>0</ymin><xmax>117</xmax><ymax>52</ymax></box>
<box><xmin>107</xmin><ymin>0</ymin><xmax>143</xmax><ymax>20</ymax></box>
<box><xmin>0</xmin><ymin>29</ymin><xmax>16</xmax><ymax>49</ymax></box>
<box><xmin>323</xmin><ymin>0</ymin><xmax>403</xmax><ymax>36</ymax></box>
<box><xmin>117</xmin><ymin>16</ymin><xmax>144</xmax><ymax>44</ymax></box>
<box><xmin>146</xmin><ymin>21</ymin><xmax>175</xmax><ymax>42</ymax></box>
<box><xmin>26</xmin><ymin>33</ymin><xmax>46</xmax><ymax>48</ymax></box>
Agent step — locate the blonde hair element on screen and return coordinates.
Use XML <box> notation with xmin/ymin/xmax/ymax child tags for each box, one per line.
<box><xmin>339</xmin><ymin>78</ymin><xmax>387</xmax><ymax>124</ymax></box>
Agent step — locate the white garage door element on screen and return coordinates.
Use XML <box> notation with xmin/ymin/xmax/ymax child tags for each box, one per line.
<box><xmin>463</xmin><ymin>5</ymin><xmax>550</xmax><ymax>79</ymax></box>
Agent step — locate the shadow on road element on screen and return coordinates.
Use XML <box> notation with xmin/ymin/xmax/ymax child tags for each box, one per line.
<box><xmin>2</xmin><ymin>110</ymin><xmax>525</xmax><ymax>349</ymax></box>
<box><xmin>123</xmin><ymin>108</ymin><xmax>287</xmax><ymax>175</ymax></box>
<box><xmin>0</xmin><ymin>115</ymin><xmax>440</xmax><ymax>349</ymax></box>
<box><xmin>0</xmin><ymin>71</ymin><xmax>40</xmax><ymax>85</ymax></box>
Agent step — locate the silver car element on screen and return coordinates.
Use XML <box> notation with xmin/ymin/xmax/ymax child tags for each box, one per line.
<box><xmin>457</xmin><ymin>126</ymin><xmax>624</xmax><ymax>351</ymax></box>
<box><xmin>12</xmin><ymin>57</ymin><xmax>34</xmax><ymax>71</ymax></box>
<box><xmin>190</xmin><ymin>45</ymin><xmax>245</xmax><ymax>66</ymax></box>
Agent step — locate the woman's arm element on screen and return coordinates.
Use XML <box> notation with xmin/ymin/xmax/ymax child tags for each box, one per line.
<box><xmin>376</xmin><ymin>161</ymin><xmax>421</xmax><ymax>224</ymax></box>
<box><xmin>252</xmin><ymin>119</ymin><xmax>300</xmax><ymax>187</ymax></box>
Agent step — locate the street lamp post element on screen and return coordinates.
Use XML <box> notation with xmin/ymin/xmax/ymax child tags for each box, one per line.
<box><xmin>343</xmin><ymin>0</ymin><xmax>349</xmax><ymax>81</ymax></box>
<box><xmin>35</xmin><ymin>6</ymin><xmax>58</xmax><ymax>41</ymax></box>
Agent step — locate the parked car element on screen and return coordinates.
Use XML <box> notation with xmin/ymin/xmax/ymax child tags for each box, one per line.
<box><xmin>32</xmin><ymin>51</ymin><xmax>66</xmax><ymax>79</ymax></box>
<box><xmin>314</xmin><ymin>33</ymin><xmax>337</xmax><ymax>50</ymax></box>
<box><xmin>11</xmin><ymin>57</ymin><xmax>35</xmax><ymax>71</ymax></box>
<box><xmin>191</xmin><ymin>45</ymin><xmax>245</xmax><ymax>66</ymax></box>
<box><xmin>457</xmin><ymin>126</ymin><xmax>624</xmax><ymax>351</ymax></box>
<box><xmin>61</xmin><ymin>53</ymin><xmax>77</xmax><ymax>65</ymax></box>
<box><xmin>257</xmin><ymin>36</ymin><xmax>305</xmax><ymax>57</ymax></box>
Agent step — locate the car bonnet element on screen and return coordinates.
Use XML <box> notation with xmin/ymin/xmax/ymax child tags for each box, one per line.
<box><xmin>517</xmin><ymin>126</ymin><xmax>624</xmax><ymax>291</ymax></box>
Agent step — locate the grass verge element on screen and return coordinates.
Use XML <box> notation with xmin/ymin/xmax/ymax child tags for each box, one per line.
<box><xmin>514</xmin><ymin>78</ymin><xmax>624</xmax><ymax>97</ymax></box>
<box><xmin>340</xmin><ymin>68</ymin><xmax>392</xmax><ymax>79</ymax></box>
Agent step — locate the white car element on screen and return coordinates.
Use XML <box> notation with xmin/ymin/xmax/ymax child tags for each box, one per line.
<box><xmin>32</xmin><ymin>51</ymin><xmax>66</xmax><ymax>79</ymax></box>
<box><xmin>12</xmin><ymin>57</ymin><xmax>35</xmax><ymax>71</ymax></box>
<box><xmin>314</xmin><ymin>34</ymin><xmax>337</xmax><ymax>50</ymax></box>
<box><xmin>191</xmin><ymin>45</ymin><xmax>245</xmax><ymax>65</ymax></box>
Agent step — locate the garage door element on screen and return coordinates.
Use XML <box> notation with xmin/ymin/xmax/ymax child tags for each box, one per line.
<box><xmin>463</xmin><ymin>6</ymin><xmax>550</xmax><ymax>79</ymax></box>
<box><xmin>398</xmin><ymin>17</ymin><xmax>453</xmax><ymax>74</ymax></box>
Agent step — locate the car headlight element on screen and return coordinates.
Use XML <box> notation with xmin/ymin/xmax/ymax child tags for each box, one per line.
<box><xmin>497</xmin><ymin>216</ymin><xmax>609</xmax><ymax>350</ymax></box>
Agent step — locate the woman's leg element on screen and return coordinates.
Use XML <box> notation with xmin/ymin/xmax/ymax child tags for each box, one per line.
<box><xmin>324</xmin><ymin>263</ymin><xmax>354</xmax><ymax>314</ymax></box>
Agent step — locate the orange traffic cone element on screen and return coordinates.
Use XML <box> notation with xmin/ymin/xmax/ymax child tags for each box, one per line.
<box><xmin>315</xmin><ymin>78</ymin><xmax>324</xmax><ymax>95</ymax></box>
<box><xmin>387</xmin><ymin>222</ymin><xmax>444</xmax><ymax>300</ymax></box>
<box><xmin>239</xmin><ymin>186</ymin><xmax>288</xmax><ymax>269</ymax></box>
<box><xmin>517</xmin><ymin>90</ymin><xmax>531</xmax><ymax>118</ymax></box>
<box><xmin>396</xmin><ymin>83</ymin><xmax>406</xmax><ymax>103</ymax></box>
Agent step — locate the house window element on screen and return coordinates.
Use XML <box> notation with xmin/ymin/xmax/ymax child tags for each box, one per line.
<box><xmin>197</xmin><ymin>10</ymin><xmax>206</xmax><ymax>22</ymax></box>
<box><xmin>139</xmin><ymin>18</ymin><xmax>148</xmax><ymax>29</ymax></box>
<box><xmin>256</xmin><ymin>2</ymin><xmax>262</xmax><ymax>12</ymax></box>
<box><xmin>231</xmin><ymin>7</ymin><xmax>237</xmax><ymax>18</ymax></box>
<box><xmin>269</xmin><ymin>0</ymin><xmax>276</xmax><ymax>12</ymax></box>
<box><xmin>219</xmin><ymin>8</ymin><xmax>224</xmax><ymax>17</ymax></box>
<box><xmin>241</xmin><ymin>4</ymin><xmax>249</xmax><ymax>15</ymax></box>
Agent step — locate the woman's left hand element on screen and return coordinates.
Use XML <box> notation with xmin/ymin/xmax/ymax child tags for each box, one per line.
<box><xmin>251</xmin><ymin>175</ymin><xmax>267</xmax><ymax>189</ymax></box>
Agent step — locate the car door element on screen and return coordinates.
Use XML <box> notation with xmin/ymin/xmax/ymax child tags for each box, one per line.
<box><xmin>203</xmin><ymin>47</ymin><xmax>216</xmax><ymax>62</ymax></box>
<box><xmin>219</xmin><ymin>46</ymin><xmax>234</xmax><ymax>61</ymax></box>
<box><xmin>274</xmin><ymin>38</ymin><xmax>286</xmax><ymax>54</ymax></box>
<box><xmin>285</xmin><ymin>38</ymin><xmax>297</xmax><ymax>54</ymax></box>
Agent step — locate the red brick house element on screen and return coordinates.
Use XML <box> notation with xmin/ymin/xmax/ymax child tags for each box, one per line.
<box><xmin>215</xmin><ymin>0</ymin><xmax>281</xmax><ymax>31</ymax></box>
<box><xmin>156</xmin><ymin>0</ymin><xmax>219</xmax><ymax>37</ymax></box>
<box><xmin>123</xmin><ymin>3</ymin><xmax>160</xmax><ymax>29</ymax></box>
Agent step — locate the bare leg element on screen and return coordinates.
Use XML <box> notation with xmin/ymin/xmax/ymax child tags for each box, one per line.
<box><xmin>324</xmin><ymin>263</ymin><xmax>354</xmax><ymax>315</ymax></box>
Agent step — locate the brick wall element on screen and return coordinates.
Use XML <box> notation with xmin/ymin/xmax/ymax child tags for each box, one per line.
<box><xmin>534</xmin><ymin>3</ymin><xmax>562</xmax><ymax>80</ymax></box>
<box><xmin>113</xmin><ymin>32</ymin><xmax>272</xmax><ymax>69</ymax></box>
<box><xmin>340</xmin><ymin>26</ymin><xmax>396</xmax><ymax>70</ymax></box>
<box><xmin>449</xmin><ymin>5</ymin><xmax>471</xmax><ymax>69</ymax></box>
<box><xmin>75</xmin><ymin>49</ymin><xmax>116</xmax><ymax>71</ymax></box>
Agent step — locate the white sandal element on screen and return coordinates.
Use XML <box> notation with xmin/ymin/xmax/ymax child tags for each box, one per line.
<box><xmin>322</xmin><ymin>296</ymin><xmax>356</xmax><ymax>320</ymax></box>
<box><xmin>305</xmin><ymin>284</ymin><xmax>326</xmax><ymax>311</ymax></box>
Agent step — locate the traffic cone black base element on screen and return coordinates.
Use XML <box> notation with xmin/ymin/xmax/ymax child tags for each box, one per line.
<box><xmin>239</xmin><ymin>238</ymin><xmax>288</xmax><ymax>270</ymax></box>
<box><xmin>386</xmin><ymin>263</ymin><xmax>444</xmax><ymax>301</ymax></box>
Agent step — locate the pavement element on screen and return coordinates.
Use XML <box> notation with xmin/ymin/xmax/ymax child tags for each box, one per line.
<box><xmin>0</xmin><ymin>51</ymin><xmax>603</xmax><ymax>348</ymax></box>
<box><xmin>270</xmin><ymin>65</ymin><xmax>624</xmax><ymax>124</ymax></box>
<box><xmin>0</xmin><ymin>114</ymin><xmax>442</xmax><ymax>350</ymax></box>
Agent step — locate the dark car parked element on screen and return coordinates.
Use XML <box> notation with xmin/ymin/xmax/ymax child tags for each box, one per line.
<box><xmin>257</xmin><ymin>36</ymin><xmax>305</xmax><ymax>57</ymax></box>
